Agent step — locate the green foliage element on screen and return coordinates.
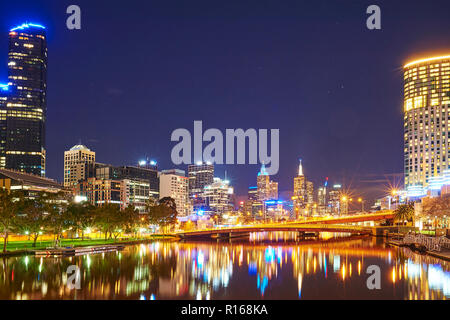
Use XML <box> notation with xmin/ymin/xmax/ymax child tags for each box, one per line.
<box><xmin>0</xmin><ymin>189</ymin><xmax>25</xmax><ymax>252</ymax></box>
<box><xmin>394</xmin><ymin>203</ymin><xmax>415</xmax><ymax>225</ymax></box>
<box><xmin>146</xmin><ymin>197</ymin><xmax>178</xmax><ymax>232</ymax></box>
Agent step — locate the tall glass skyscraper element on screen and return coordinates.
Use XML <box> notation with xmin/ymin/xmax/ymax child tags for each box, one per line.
<box><xmin>404</xmin><ymin>55</ymin><xmax>450</xmax><ymax>190</ymax></box>
<box><xmin>3</xmin><ymin>23</ymin><xmax>47</xmax><ymax>176</ymax></box>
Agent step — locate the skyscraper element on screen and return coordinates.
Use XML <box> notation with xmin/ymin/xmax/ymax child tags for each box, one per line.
<box><xmin>404</xmin><ymin>55</ymin><xmax>450</xmax><ymax>191</ymax></box>
<box><xmin>293</xmin><ymin>159</ymin><xmax>306</xmax><ymax>203</ymax></box>
<box><xmin>306</xmin><ymin>181</ymin><xmax>314</xmax><ymax>204</ymax></box>
<box><xmin>257</xmin><ymin>164</ymin><xmax>278</xmax><ymax>201</ymax></box>
<box><xmin>4</xmin><ymin>23</ymin><xmax>47</xmax><ymax>176</ymax></box>
<box><xmin>188</xmin><ymin>162</ymin><xmax>214</xmax><ymax>194</ymax></box>
<box><xmin>203</xmin><ymin>177</ymin><xmax>234</xmax><ymax>215</ymax></box>
<box><xmin>160</xmin><ymin>169</ymin><xmax>190</xmax><ymax>216</ymax></box>
<box><xmin>328</xmin><ymin>184</ymin><xmax>342</xmax><ymax>215</ymax></box>
<box><xmin>0</xmin><ymin>85</ymin><xmax>7</xmax><ymax>168</ymax></box>
<box><xmin>188</xmin><ymin>162</ymin><xmax>214</xmax><ymax>211</ymax></box>
<box><xmin>64</xmin><ymin>144</ymin><xmax>96</xmax><ymax>187</ymax></box>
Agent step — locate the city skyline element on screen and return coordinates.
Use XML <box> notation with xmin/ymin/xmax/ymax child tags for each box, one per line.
<box><xmin>0</xmin><ymin>1</ymin><xmax>449</xmax><ymax>305</ymax></box>
<box><xmin>1</xmin><ymin>0</ymin><xmax>450</xmax><ymax>204</ymax></box>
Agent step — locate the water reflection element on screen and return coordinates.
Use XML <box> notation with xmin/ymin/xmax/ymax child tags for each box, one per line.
<box><xmin>0</xmin><ymin>233</ymin><xmax>449</xmax><ymax>300</ymax></box>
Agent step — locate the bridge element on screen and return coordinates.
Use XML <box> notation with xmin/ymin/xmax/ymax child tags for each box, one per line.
<box><xmin>176</xmin><ymin>224</ymin><xmax>372</xmax><ymax>239</ymax></box>
<box><xmin>175</xmin><ymin>211</ymin><xmax>394</xmax><ymax>240</ymax></box>
<box><xmin>286</xmin><ymin>211</ymin><xmax>394</xmax><ymax>225</ymax></box>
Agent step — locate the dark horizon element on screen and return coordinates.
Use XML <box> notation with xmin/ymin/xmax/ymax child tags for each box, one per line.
<box><xmin>1</xmin><ymin>0</ymin><xmax>450</xmax><ymax>205</ymax></box>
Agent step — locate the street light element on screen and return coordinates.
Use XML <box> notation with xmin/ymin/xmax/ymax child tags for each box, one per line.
<box><xmin>358</xmin><ymin>198</ymin><xmax>365</xmax><ymax>212</ymax></box>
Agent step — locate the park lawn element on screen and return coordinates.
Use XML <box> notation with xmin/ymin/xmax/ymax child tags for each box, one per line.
<box><xmin>2</xmin><ymin>236</ymin><xmax>171</xmax><ymax>252</ymax></box>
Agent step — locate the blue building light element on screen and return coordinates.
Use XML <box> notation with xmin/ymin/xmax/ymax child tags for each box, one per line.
<box><xmin>10</xmin><ymin>23</ymin><xmax>46</xmax><ymax>32</ymax></box>
<box><xmin>0</xmin><ymin>84</ymin><xmax>9</xmax><ymax>91</ymax></box>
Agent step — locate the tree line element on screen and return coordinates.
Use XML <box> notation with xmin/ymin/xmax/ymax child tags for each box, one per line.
<box><xmin>0</xmin><ymin>189</ymin><xmax>178</xmax><ymax>252</ymax></box>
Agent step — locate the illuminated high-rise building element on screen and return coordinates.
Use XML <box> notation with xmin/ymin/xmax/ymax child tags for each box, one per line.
<box><xmin>64</xmin><ymin>144</ymin><xmax>96</xmax><ymax>187</ymax></box>
<box><xmin>306</xmin><ymin>181</ymin><xmax>314</xmax><ymax>204</ymax></box>
<box><xmin>4</xmin><ymin>23</ymin><xmax>47</xmax><ymax>176</ymax></box>
<box><xmin>404</xmin><ymin>55</ymin><xmax>450</xmax><ymax>190</ymax></box>
<box><xmin>0</xmin><ymin>85</ymin><xmax>8</xmax><ymax>168</ymax></box>
<box><xmin>188</xmin><ymin>162</ymin><xmax>214</xmax><ymax>211</ymax></box>
<box><xmin>328</xmin><ymin>184</ymin><xmax>342</xmax><ymax>215</ymax></box>
<box><xmin>293</xmin><ymin>159</ymin><xmax>306</xmax><ymax>202</ymax></box>
<box><xmin>257</xmin><ymin>164</ymin><xmax>278</xmax><ymax>201</ymax></box>
<box><xmin>188</xmin><ymin>162</ymin><xmax>214</xmax><ymax>195</ymax></box>
<box><xmin>159</xmin><ymin>169</ymin><xmax>190</xmax><ymax>216</ymax></box>
<box><xmin>203</xmin><ymin>177</ymin><xmax>234</xmax><ymax>215</ymax></box>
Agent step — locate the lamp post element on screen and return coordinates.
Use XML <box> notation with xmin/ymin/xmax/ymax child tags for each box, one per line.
<box><xmin>358</xmin><ymin>198</ymin><xmax>365</xmax><ymax>212</ymax></box>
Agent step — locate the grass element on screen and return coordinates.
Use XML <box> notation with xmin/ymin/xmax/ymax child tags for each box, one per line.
<box><xmin>1</xmin><ymin>235</ymin><xmax>175</xmax><ymax>253</ymax></box>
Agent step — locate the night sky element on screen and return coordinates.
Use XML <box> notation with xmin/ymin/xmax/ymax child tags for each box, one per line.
<box><xmin>1</xmin><ymin>0</ymin><xmax>450</xmax><ymax>205</ymax></box>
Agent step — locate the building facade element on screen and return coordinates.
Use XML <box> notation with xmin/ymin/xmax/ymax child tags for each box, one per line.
<box><xmin>3</xmin><ymin>23</ymin><xmax>48</xmax><ymax>176</ymax></box>
<box><xmin>121</xmin><ymin>178</ymin><xmax>150</xmax><ymax>213</ymax></box>
<box><xmin>64</xmin><ymin>144</ymin><xmax>96</xmax><ymax>187</ymax></box>
<box><xmin>75</xmin><ymin>177</ymin><xmax>122</xmax><ymax>207</ymax></box>
<box><xmin>203</xmin><ymin>177</ymin><xmax>234</xmax><ymax>215</ymax></box>
<box><xmin>404</xmin><ymin>55</ymin><xmax>450</xmax><ymax>192</ymax></box>
<box><xmin>328</xmin><ymin>184</ymin><xmax>342</xmax><ymax>215</ymax></box>
<box><xmin>257</xmin><ymin>164</ymin><xmax>278</xmax><ymax>201</ymax></box>
<box><xmin>188</xmin><ymin>163</ymin><xmax>214</xmax><ymax>195</ymax></box>
<box><xmin>96</xmin><ymin>163</ymin><xmax>159</xmax><ymax>200</ymax></box>
<box><xmin>159</xmin><ymin>169</ymin><xmax>190</xmax><ymax>216</ymax></box>
<box><xmin>0</xmin><ymin>87</ymin><xmax>7</xmax><ymax>168</ymax></box>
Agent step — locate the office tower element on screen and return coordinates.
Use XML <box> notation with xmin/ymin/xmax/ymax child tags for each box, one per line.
<box><xmin>188</xmin><ymin>162</ymin><xmax>214</xmax><ymax>195</ymax></box>
<box><xmin>121</xmin><ymin>179</ymin><xmax>151</xmax><ymax>213</ymax></box>
<box><xmin>328</xmin><ymin>184</ymin><xmax>342</xmax><ymax>215</ymax></box>
<box><xmin>317</xmin><ymin>178</ymin><xmax>328</xmax><ymax>215</ymax></box>
<box><xmin>75</xmin><ymin>178</ymin><xmax>122</xmax><ymax>206</ymax></box>
<box><xmin>248</xmin><ymin>186</ymin><xmax>258</xmax><ymax>201</ymax></box>
<box><xmin>404</xmin><ymin>55</ymin><xmax>450</xmax><ymax>191</ymax></box>
<box><xmin>5</xmin><ymin>23</ymin><xmax>47</xmax><ymax>176</ymax></box>
<box><xmin>293</xmin><ymin>159</ymin><xmax>306</xmax><ymax>202</ymax></box>
<box><xmin>0</xmin><ymin>85</ymin><xmax>7</xmax><ymax>168</ymax></box>
<box><xmin>292</xmin><ymin>159</ymin><xmax>307</xmax><ymax>217</ymax></box>
<box><xmin>257</xmin><ymin>164</ymin><xmax>278</xmax><ymax>201</ymax></box>
<box><xmin>188</xmin><ymin>162</ymin><xmax>214</xmax><ymax>211</ymax></box>
<box><xmin>203</xmin><ymin>177</ymin><xmax>234</xmax><ymax>215</ymax></box>
<box><xmin>306</xmin><ymin>181</ymin><xmax>314</xmax><ymax>204</ymax></box>
<box><xmin>96</xmin><ymin>163</ymin><xmax>159</xmax><ymax>200</ymax></box>
<box><xmin>64</xmin><ymin>144</ymin><xmax>96</xmax><ymax>187</ymax></box>
<box><xmin>159</xmin><ymin>169</ymin><xmax>190</xmax><ymax>216</ymax></box>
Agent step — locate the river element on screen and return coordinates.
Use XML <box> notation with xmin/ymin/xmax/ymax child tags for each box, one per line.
<box><xmin>0</xmin><ymin>232</ymin><xmax>449</xmax><ymax>300</ymax></box>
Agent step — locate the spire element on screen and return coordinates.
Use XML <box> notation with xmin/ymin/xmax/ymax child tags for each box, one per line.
<box><xmin>298</xmin><ymin>158</ymin><xmax>303</xmax><ymax>176</ymax></box>
<box><xmin>258</xmin><ymin>163</ymin><xmax>268</xmax><ymax>176</ymax></box>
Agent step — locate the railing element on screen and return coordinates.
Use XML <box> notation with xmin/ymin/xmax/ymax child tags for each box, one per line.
<box><xmin>403</xmin><ymin>233</ymin><xmax>450</xmax><ymax>252</ymax></box>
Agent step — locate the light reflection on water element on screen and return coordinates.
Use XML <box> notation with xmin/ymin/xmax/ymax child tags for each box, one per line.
<box><xmin>0</xmin><ymin>233</ymin><xmax>449</xmax><ymax>300</ymax></box>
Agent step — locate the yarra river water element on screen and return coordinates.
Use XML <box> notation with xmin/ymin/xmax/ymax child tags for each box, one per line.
<box><xmin>0</xmin><ymin>233</ymin><xmax>449</xmax><ymax>300</ymax></box>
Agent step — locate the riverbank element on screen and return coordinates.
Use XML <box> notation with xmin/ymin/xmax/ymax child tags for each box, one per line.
<box><xmin>387</xmin><ymin>239</ymin><xmax>450</xmax><ymax>262</ymax></box>
<box><xmin>0</xmin><ymin>234</ymin><xmax>177</xmax><ymax>257</ymax></box>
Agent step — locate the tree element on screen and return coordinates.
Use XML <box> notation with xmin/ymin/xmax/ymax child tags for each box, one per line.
<box><xmin>422</xmin><ymin>196</ymin><xmax>450</xmax><ymax>218</ymax></box>
<box><xmin>94</xmin><ymin>204</ymin><xmax>127</xmax><ymax>241</ymax></box>
<box><xmin>67</xmin><ymin>202</ymin><xmax>96</xmax><ymax>240</ymax></box>
<box><xmin>394</xmin><ymin>203</ymin><xmax>415</xmax><ymax>226</ymax></box>
<box><xmin>46</xmin><ymin>192</ymin><xmax>71</xmax><ymax>247</ymax></box>
<box><xmin>146</xmin><ymin>197</ymin><xmax>178</xmax><ymax>232</ymax></box>
<box><xmin>0</xmin><ymin>189</ymin><xmax>24</xmax><ymax>253</ymax></box>
<box><xmin>121</xmin><ymin>205</ymin><xmax>140</xmax><ymax>237</ymax></box>
<box><xmin>15</xmin><ymin>194</ymin><xmax>51</xmax><ymax>247</ymax></box>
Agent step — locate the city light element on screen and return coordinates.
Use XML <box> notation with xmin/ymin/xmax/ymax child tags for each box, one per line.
<box><xmin>10</xmin><ymin>23</ymin><xmax>46</xmax><ymax>32</ymax></box>
<box><xmin>404</xmin><ymin>54</ymin><xmax>450</xmax><ymax>68</ymax></box>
